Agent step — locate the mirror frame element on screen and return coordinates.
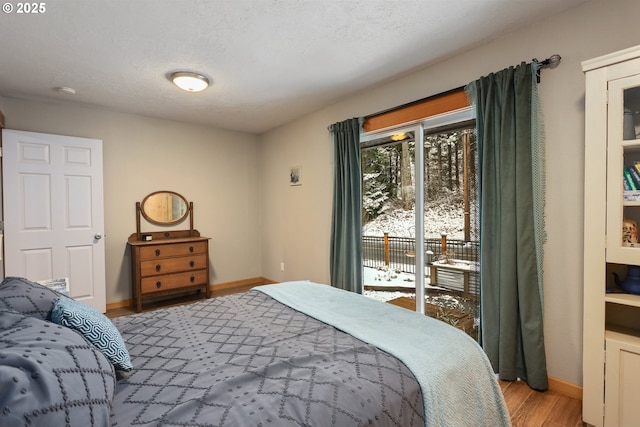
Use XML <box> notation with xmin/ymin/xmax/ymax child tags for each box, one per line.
<box><xmin>140</xmin><ymin>190</ymin><xmax>190</xmax><ymax>225</ymax></box>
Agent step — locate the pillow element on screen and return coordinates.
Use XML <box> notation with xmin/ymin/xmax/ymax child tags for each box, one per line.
<box><xmin>0</xmin><ymin>276</ymin><xmax>63</xmax><ymax>320</ymax></box>
<box><xmin>51</xmin><ymin>297</ymin><xmax>133</xmax><ymax>372</ymax></box>
<box><xmin>0</xmin><ymin>308</ymin><xmax>115</xmax><ymax>427</ymax></box>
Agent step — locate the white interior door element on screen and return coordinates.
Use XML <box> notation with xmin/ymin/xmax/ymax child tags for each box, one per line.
<box><xmin>2</xmin><ymin>129</ymin><xmax>106</xmax><ymax>312</ymax></box>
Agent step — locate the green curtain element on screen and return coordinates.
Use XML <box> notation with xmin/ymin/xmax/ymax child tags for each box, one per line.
<box><xmin>329</xmin><ymin>118</ymin><xmax>363</xmax><ymax>293</ymax></box>
<box><xmin>466</xmin><ymin>62</ymin><xmax>548</xmax><ymax>391</ymax></box>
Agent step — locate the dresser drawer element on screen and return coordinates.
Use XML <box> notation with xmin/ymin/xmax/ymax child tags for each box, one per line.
<box><xmin>140</xmin><ymin>254</ymin><xmax>207</xmax><ymax>277</ymax></box>
<box><xmin>139</xmin><ymin>241</ymin><xmax>207</xmax><ymax>260</ymax></box>
<box><xmin>141</xmin><ymin>270</ymin><xmax>208</xmax><ymax>294</ymax></box>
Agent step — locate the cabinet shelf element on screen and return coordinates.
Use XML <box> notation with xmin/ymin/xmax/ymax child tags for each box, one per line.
<box><xmin>605</xmin><ymin>293</ymin><xmax>640</xmax><ymax>308</ymax></box>
<box><xmin>606</xmin><ymin>326</ymin><xmax>640</xmax><ymax>342</ymax></box>
<box><xmin>623</xmin><ymin>190</ymin><xmax>640</xmax><ymax>205</ymax></box>
<box><xmin>621</xmin><ymin>139</ymin><xmax>640</xmax><ymax>147</ymax></box>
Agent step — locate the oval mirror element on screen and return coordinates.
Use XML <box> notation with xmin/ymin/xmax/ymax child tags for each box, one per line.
<box><xmin>141</xmin><ymin>191</ymin><xmax>189</xmax><ymax>225</ymax></box>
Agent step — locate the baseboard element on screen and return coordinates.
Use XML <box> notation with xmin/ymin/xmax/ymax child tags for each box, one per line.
<box><xmin>548</xmin><ymin>376</ymin><xmax>582</xmax><ymax>400</ymax></box>
<box><xmin>106</xmin><ymin>299</ymin><xmax>133</xmax><ymax>311</ymax></box>
<box><xmin>106</xmin><ymin>276</ymin><xmax>275</xmax><ymax>310</ymax></box>
<box><xmin>209</xmin><ymin>276</ymin><xmax>275</xmax><ymax>297</ymax></box>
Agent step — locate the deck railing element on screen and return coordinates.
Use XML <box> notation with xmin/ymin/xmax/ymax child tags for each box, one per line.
<box><xmin>362</xmin><ymin>233</ymin><xmax>478</xmax><ymax>274</ymax></box>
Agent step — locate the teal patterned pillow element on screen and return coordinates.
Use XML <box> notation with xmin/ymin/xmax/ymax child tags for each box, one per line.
<box><xmin>51</xmin><ymin>297</ymin><xmax>133</xmax><ymax>372</ymax></box>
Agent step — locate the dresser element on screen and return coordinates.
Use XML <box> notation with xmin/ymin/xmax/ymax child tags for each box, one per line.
<box><xmin>128</xmin><ymin>191</ymin><xmax>210</xmax><ymax>312</ymax></box>
<box><xmin>128</xmin><ymin>231</ymin><xmax>210</xmax><ymax>312</ymax></box>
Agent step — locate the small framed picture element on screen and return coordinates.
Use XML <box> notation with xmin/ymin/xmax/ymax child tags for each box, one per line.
<box><xmin>290</xmin><ymin>166</ymin><xmax>302</xmax><ymax>186</ymax></box>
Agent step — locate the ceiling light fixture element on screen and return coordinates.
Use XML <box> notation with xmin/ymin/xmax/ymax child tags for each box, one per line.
<box><xmin>56</xmin><ymin>86</ymin><xmax>76</xmax><ymax>95</ymax></box>
<box><xmin>169</xmin><ymin>71</ymin><xmax>210</xmax><ymax>92</ymax></box>
<box><xmin>390</xmin><ymin>133</ymin><xmax>407</xmax><ymax>141</ymax></box>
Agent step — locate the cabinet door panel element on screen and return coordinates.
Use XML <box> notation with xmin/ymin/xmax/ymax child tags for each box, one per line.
<box><xmin>605</xmin><ymin>336</ymin><xmax>640</xmax><ymax>427</ymax></box>
<box><xmin>606</xmin><ymin>73</ymin><xmax>640</xmax><ymax>264</ymax></box>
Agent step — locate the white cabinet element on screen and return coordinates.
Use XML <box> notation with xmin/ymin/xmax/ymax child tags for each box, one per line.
<box><xmin>583</xmin><ymin>45</ymin><xmax>640</xmax><ymax>427</ymax></box>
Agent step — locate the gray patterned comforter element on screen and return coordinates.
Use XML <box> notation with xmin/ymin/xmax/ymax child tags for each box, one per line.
<box><xmin>110</xmin><ymin>289</ymin><xmax>425</xmax><ymax>427</ymax></box>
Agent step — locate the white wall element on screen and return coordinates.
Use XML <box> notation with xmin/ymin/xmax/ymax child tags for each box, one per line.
<box><xmin>3</xmin><ymin>98</ymin><xmax>262</xmax><ymax>304</ymax></box>
<box><xmin>259</xmin><ymin>0</ymin><xmax>640</xmax><ymax>387</ymax></box>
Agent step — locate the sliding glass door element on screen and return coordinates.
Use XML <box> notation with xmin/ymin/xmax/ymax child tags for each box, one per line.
<box><xmin>423</xmin><ymin>124</ymin><xmax>478</xmax><ymax>340</ymax></box>
<box><xmin>361</xmin><ymin>109</ymin><xmax>479</xmax><ymax>340</ymax></box>
<box><xmin>361</xmin><ymin>124</ymin><xmax>424</xmax><ymax>310</ymax></box>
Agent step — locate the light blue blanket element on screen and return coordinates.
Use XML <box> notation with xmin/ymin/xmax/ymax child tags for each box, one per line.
<box><xmin>257</xmin><ymin>281</ymin><xmax>511</xmax><ymax>427</ymax></box>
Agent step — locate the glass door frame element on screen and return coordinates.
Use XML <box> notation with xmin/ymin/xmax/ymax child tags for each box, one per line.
<box><xmin>360</xmin><ymin>106</ymin><xmax>475</xmax><ymax>314</ymax></box>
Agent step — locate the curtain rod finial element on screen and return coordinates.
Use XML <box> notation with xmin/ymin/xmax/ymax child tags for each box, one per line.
<box><xmin>536</xmin><ymin>54</ymin><xmax>561</xmax><ymax>68</ymax></box>
<box><xmin>547</xmin><ymin>54</ymin><xmax>561</xmax><ymax>68</ymax></box>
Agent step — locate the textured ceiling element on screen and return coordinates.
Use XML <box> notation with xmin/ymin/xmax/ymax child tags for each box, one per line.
<box><xmin>0</xmin><ymin>0</ymin><xmax>588</xmax><ymax>134</ymax></box>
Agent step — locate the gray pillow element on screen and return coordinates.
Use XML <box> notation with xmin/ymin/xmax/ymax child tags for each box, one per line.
<box><xmin>0</xmin><ymin>277</ymin><xmax>63</xmax><ymax>320</ymax></box>
<box><xmin>0</xmin><ymin>308</ymin><xmax>116</xmax><ymax>426</ymax></box>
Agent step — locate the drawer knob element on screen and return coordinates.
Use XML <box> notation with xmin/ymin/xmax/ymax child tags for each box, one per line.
<box><xmin>155</xmin><ymin>264</ymin><xmax>161</xmax><ymax>272</ymax></box>
<box><xmin>190</xmin><ymin>275</ymin><xmax>195</xmax><ymax>283</ymax></box>
<box><xmin>190</xmin><ymin>261</ymin><xmax>195</xmax><ymax>267</ymax></box>
<box><xmin>155</xmin><ymin>249</ymin><xmax>161</xmax><ymax>256</ymax></box>
<box><xmin>189</xmin><ymin>246</ymin><xmax>194</xmax><ymax>253</ymax></box>
<box><xmin>156</xmin><ymin>281</ymin><xmax>162</xmax><ymax>289</ymax></box>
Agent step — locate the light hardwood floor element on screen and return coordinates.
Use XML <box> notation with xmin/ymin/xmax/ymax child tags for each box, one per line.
<box><xmin>107</xmin><ymin>291</ymin><xmax>585</xmax><ymax>427</ymax></box>
<box><xmin>499</xmin><ymin>379</ymin><xmax>585</xmax><ymax>427</ymax></box>
<box><xmin>380</xmin><ymin>295</ymin><xmax>586</xmax><ymax>426</ymax></box>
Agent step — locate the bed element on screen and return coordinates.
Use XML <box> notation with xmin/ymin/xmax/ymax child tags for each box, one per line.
<box><xmin>0</xmin><ymin>277</ymin><xmax>510</xmax><ymax>427</ymax></box>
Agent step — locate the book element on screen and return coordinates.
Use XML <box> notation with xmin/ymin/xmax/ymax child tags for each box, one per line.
<box><xmin>624</xmin><ymin>168</ymin><xmax>638</xmax><ymax>190</ymax></box>
<box><xmin>629</xmin><ymin>166</ymin><xmax>640</xmax><ymax>187</ymax></box>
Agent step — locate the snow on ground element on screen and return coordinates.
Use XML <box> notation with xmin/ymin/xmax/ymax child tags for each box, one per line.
<box><xmin>361</xmin><ymin>194</ymin><xmax>480</xmax><ymax>332</ymax></box>
<box><xmin>363</xmin><ymin>267</ymin><xmax>416</xmax><ymax>302</ymax></box>
<box><xmin>364</xmin><ymin>289</ymin><xmax>414</xmax><ymax>302</ymax></box>
<box><xmin>362</xmin><ymin>266</ymin><xmax>479</xmax><ymax>325</ymax></box>
<box><xmin>362</xmin><ymin>194</ymin><xmax>468</xmax><ymax>239</ymax></box>
<box><xmin>363</xmin><ymin>265</ymin><xmax>419</xmax><ymax>288</ymax></box>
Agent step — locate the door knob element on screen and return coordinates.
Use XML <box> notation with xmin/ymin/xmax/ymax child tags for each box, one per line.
<box><xmin>94</xmin><ymin>234</ymin><xmax>103</xmax><ymax>240</ymax></box>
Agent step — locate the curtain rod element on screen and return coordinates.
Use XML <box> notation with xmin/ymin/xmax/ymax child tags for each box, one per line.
<box><xmin>361</xmin><ymin>54</ymin><xmax>562</xmax><ymax>116</ymax></box>
<box><xmin>328</xmin><ymin>54</ymin><xmax>561</xmax><ymax>131</ymax></box>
